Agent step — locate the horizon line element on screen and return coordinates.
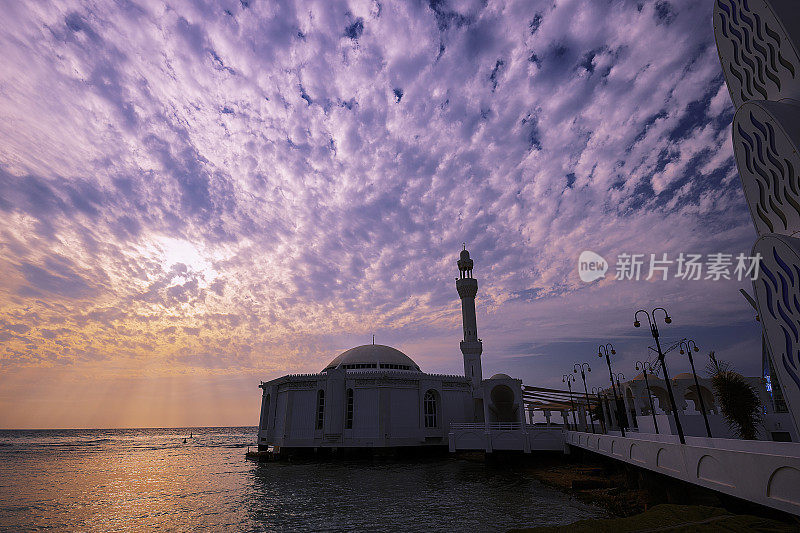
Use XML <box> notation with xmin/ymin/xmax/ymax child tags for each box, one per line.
<box><xmin>0</xmin><ymin>425</ymin><xmax>259</xmax><ymax>431</ymax></box>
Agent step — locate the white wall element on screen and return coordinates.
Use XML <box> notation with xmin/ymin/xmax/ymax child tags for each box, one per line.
<box><xmin>389</xmin><ymin>388</ymin><xmax>419</xmax><ymax>434</ymax></box>
<box><xmin>288</xmin><ymin>389</ymin><xmax>316</xmax><ymax>440</ymax></box>
<box><xmin>352</xmin><ymin>387</ymin><xmax>379</xmax><ymax>439</ymax></box>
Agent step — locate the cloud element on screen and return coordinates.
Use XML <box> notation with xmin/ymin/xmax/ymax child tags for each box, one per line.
<box><xmin>17</xmin><ymin>259</ymin><xmax>97</xmax><ymax>299</ymax></box>
<box><xmin>0</xmin><ymin>0</ymin><xmax>763</xmax><ymax>425</ymax></box>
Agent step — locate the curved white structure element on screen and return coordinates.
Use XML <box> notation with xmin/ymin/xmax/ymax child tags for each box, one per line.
<box><xmin>715</xmin><ymin>0</ymin><xmax>800</xmax><ymax>438</ymax></box>
<box><xmin>733</xmin><ymin>99</ymin><xmax>800</xmax><ymax>236</ymax></box>
<box><xmin>714</xmin><ymin>0</ymin><xmax>800</xmax><ymax>108</ymax></box>
<box><xmin>752</xmin><ymin>235</ymin><xmax>800</xmax><ymax>436</ymax></box>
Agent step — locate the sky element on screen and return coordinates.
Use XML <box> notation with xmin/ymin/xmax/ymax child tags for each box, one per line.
<box><xmin>0</xmin><ymin>0</ymin><xmax>765</xmax><ymax>429</ymax></box>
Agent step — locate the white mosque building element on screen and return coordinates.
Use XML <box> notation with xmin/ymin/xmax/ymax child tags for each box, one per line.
<box><xmin>255</xmin><ymin>248</ymin><xmax>525</xmax><ymax>452</ymax></box>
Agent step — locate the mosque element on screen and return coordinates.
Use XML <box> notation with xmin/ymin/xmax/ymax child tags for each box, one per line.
<box><xmin>255</xmin><ymin>248</ymin><xmax>525</xmax><ymax>451</ymax></box>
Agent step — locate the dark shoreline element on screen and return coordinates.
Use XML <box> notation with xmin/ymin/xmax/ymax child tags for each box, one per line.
<box><xmin>509</xmin><ymin>503</ymin><xmax>800</xmax><ymax>532</ymax></box>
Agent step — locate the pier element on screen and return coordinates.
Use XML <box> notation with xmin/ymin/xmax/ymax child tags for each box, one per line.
<box><xmin>565</xmin><ymin>430</ymin><xmax>800</xmax><ymax>516</ymax></box>
<box><xmin>443</xmin><ymin>376</ymin><xmax>800</xmax><ymax>517</ymax></box>
<box><xmin>446</xmin><ymin>420</ymin><xmax>800</xmax><ymax>516</ymax></box>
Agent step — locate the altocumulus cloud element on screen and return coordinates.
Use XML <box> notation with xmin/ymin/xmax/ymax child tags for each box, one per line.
<box><xmin>0</xmin><ymin>0</ymin><xmax>759</xmax><ymax>389</ymax></box>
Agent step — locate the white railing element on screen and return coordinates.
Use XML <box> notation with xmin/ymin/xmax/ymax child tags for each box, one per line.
<box><xmin>566</xmin><ymin>430</ymin><xmax>800</xmax><ymax>516</ymax></box>
<box><xmin>449</xmin><ymin>422</ymin><xmax>522</xmax><ymax>430</ymax></box>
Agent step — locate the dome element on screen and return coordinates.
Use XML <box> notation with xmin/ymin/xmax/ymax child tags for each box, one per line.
<box><xmin>672</xmin><ymin>372</ymin><xmax>693</xmax><ymax>380</ymax></box>
<box><xmin>490</xmin><ymin>373</ymin><xmax>511</xmax><ymax>380</ymax></box>
<box><xmin>460</xmin><ymin>249</ymin><xmax>471</xmax><ymax>261</ymax></box>
<box><xmin>323</xmin><ymin>344</ymin><xmax>421</xmax><ymax>372</ymax></box>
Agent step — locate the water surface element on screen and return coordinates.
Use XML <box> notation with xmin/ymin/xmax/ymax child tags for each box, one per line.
<box><xmin>0</xmin><ymin>427</ymin><xmax>604</xmax><ymax>531</ymax></box>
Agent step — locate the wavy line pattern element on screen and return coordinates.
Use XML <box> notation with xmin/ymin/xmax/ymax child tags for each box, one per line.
<box><xmin>715</xmin><ymin>0</ymin><xmax>797</xmax><ymax>105</ymax></box>
<box><xmin>736</xmin><ymin>109</ymin><xmax>800</xmax><ymax>234</ymax></box>
<box><xmin>759</xmin><ymin>246</ymin><xmax>800</xmax><ymax>392</ymax></box>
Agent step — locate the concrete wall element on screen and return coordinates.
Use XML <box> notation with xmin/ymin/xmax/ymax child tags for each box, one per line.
<box><xmin>448</xmin><ymin>425</ymin><xmax>564</xmax><ymax>452</ymax></box>
<box><xmin>441</xmin><ymin>389</ymin><xmax>472</xmax><ymax>429</ymax></box>
<box><xmin>258</xmin><ymin>371</ymin><xmax>473</xmax><ymax>448</ymax></box>
<box><xmin>351</xmin><ymin>387</ymin><xmax>379</xmax><ymax>439</ymax></box>
<box><xmin>389</xmin><ymin>387</ymin><xmax>419</xmax><ymax>436</ymax></box>
<box><xmin>272</xmin><ymin>391</ymin><xmax>287</xmax><ymax>440</ymax></box>
<box><xmin>288</xmin><ymin>389</ymin><xmax>316</xmax><ymax>440</ymax></box>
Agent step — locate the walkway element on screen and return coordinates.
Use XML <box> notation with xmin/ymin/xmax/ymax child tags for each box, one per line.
<box><xmin>566</xmin><ymin>430</ymin><xmax>800</xmax><ymax>516</ymax></box>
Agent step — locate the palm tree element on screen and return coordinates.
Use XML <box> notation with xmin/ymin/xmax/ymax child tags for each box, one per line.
<box><xmin>705</xmin><ymin>351</ymin><xmax>762</xmax><ymax>439</ymax></box>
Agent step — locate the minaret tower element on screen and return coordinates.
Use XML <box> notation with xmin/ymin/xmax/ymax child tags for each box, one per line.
<box><xmin>457</xmin><ymin>246</ymin><xmax>483</xmax><ymax>392</ymax></box>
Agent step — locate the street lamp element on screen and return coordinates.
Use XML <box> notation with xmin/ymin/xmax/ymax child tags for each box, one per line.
<box><xmin>591</xmin><ymin>387</ymin><xmax>606</xmax><ymax>433</ymax></box>
<box><xmin>634</xmin><ymin>308</ymin><xmax>685</xmax><ymax>444</ymax></box>
<box><xmin>574</xmin><ymin>362</ymin><xmax>595</xmax><ymax>433</ymax></box>
<box><xmin>562</xmin><ymin>374</ymin><xmax>578</xmax><ymax>431</ymax></box>
<box><xmin>612</xmin><ymin>372</ymin><xmax>635</xmax><ymax>429</ymax></box>
<box><xmin>680</xmin><ymin>340</ymin><xmax>712</xmax><ymax>438</ymax></box>
<box><xmin>598</xmin><ymin>343</ymin><xmax>626</xmax><ymax>437</ymax></box>
<box><xmin>601</xmin><ymin>391</ymin><xmax>614</xmax><ymax>434</ymax></box>
<box><xmin>612</xmin><ymin>372</ymin><xmax>628</xmax><ymax>429</ymax></box>
<box><xmin>635</xmin><ymin>360</ymin><xmax>659</xmax><ymax>434</ymax></box>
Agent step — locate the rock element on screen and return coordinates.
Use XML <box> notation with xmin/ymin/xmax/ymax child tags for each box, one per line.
<box><xmin>571</xmin><ymin>479</ymin><xmax>611</xmax><ymax>490</ymax></box>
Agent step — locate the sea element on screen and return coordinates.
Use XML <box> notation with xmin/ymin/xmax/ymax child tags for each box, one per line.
<box><xmin>0</xmin><ymin>427</ymin><xmax>605</xmax><ymax>531</ymax></box>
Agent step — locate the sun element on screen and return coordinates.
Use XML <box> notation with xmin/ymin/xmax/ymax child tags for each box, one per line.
<box><xmin>150</xmin><ymin>236</ymin><xmax>218</xmax><ymax>282</ymax></box>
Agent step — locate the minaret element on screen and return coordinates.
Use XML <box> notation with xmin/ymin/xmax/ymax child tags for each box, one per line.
<box><xmin>457</xmin><ymin>246</ymin><xmax>483</xmax><ymax>391</ymax></box>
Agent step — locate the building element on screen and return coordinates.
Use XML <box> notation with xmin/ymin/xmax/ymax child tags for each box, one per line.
<box><xmin>714</xmin><ymin>0</ymin><xmax>800</xmax><ymax>444</ymax></box>
<box><xmin>255</xmin><ymin>247</ymin><xmax>526</xmax><ymax>452</ymax></box>
<box><xmin>597</xmin><ymin>371</ymin><xmax>797</xmax><ymax>442</ymax></box>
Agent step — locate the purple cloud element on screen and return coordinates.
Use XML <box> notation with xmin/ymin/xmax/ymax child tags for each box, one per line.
<box><xmin>0</xmin><ymin>0</ymin><xmax>763</xmax><ymax>427</ymax></box>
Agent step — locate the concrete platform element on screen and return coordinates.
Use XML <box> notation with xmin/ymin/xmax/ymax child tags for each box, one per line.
<box><xmin>566</xmin><ymin>430</ymin><xmax>800</xmax><ymax>516</ymax></box>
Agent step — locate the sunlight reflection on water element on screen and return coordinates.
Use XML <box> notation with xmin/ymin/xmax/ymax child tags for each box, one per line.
<box><xmin>0</xmin><ymin>427</ymin><xmax>604</xmax><ymax>531</ymax></box>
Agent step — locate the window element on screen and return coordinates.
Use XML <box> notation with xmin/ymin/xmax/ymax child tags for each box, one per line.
<box><xmin>424</xmin><ymin>390</ymin><xmax>438</xmax><ymax>428</ymax></box>
<box><xmin>316</xmin><ymin>390</ymin><xmax>325</xmax><ymax>429</ymax></box>
<box><xmin>345</xmin><ymin>389</ymin><xmax>354</xmax><ymax>429</ymax></box>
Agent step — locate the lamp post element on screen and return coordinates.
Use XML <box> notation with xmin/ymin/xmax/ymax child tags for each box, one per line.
<box><xmin>679</xmin><ymin>340</ymin><xmax>712</xmax><ymax>438</ymax></box>
<box><xmin>602</xmin><ymin>392</ymin><xmax>613</xmax><ymax>433</ymax></box>
<box><xmin>635</xmin><ymin>360</ymin><xmax>659</xmax><ymax>434</ymax></box>
<box><xmin>634</xmin><ymin>308</ymin><xmax>685</xmax><ymax>444</ymax></box>
<box><xmin>613</xmin><ymin>372</ymin><xmax>626</xmax><ymax>428</ymax></box>
<box><xmin>598</xmin><ymin>343</ymin><xmax>626</xmax><ymax>437</ymax></box>
<box><xmin>574</xmin><ymin>362</ymin><xmax>594</xmax><ymax>433</ymax></box>
<box><xmin>591</xmin><ymin>387</ymin><xmax>606</xmax><ymax>433</ymax></box>
<box><xmin>562</xmin><ymin>374</ymin><xmax>578</xmax><ymax>430</ymax></box>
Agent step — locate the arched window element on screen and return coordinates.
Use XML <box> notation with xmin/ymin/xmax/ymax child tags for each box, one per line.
<box><xmin>424</xmin><ymin>390</ymin><xmax>438</xmax><ymax>428</ymax></box>
<box><xmin>316</xmin><ymin>390</ymin><xmax>325</xmax><ymax>430</ymax></box>
<box><xmin>345</xmin><ymin>389</ymin><xmax>354</xmax><ymax>429</ymax></box>
<box><xmin>260</xmin><ymin>394</ymin><xmax>271</xmax><ymax>430</ymax></box>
